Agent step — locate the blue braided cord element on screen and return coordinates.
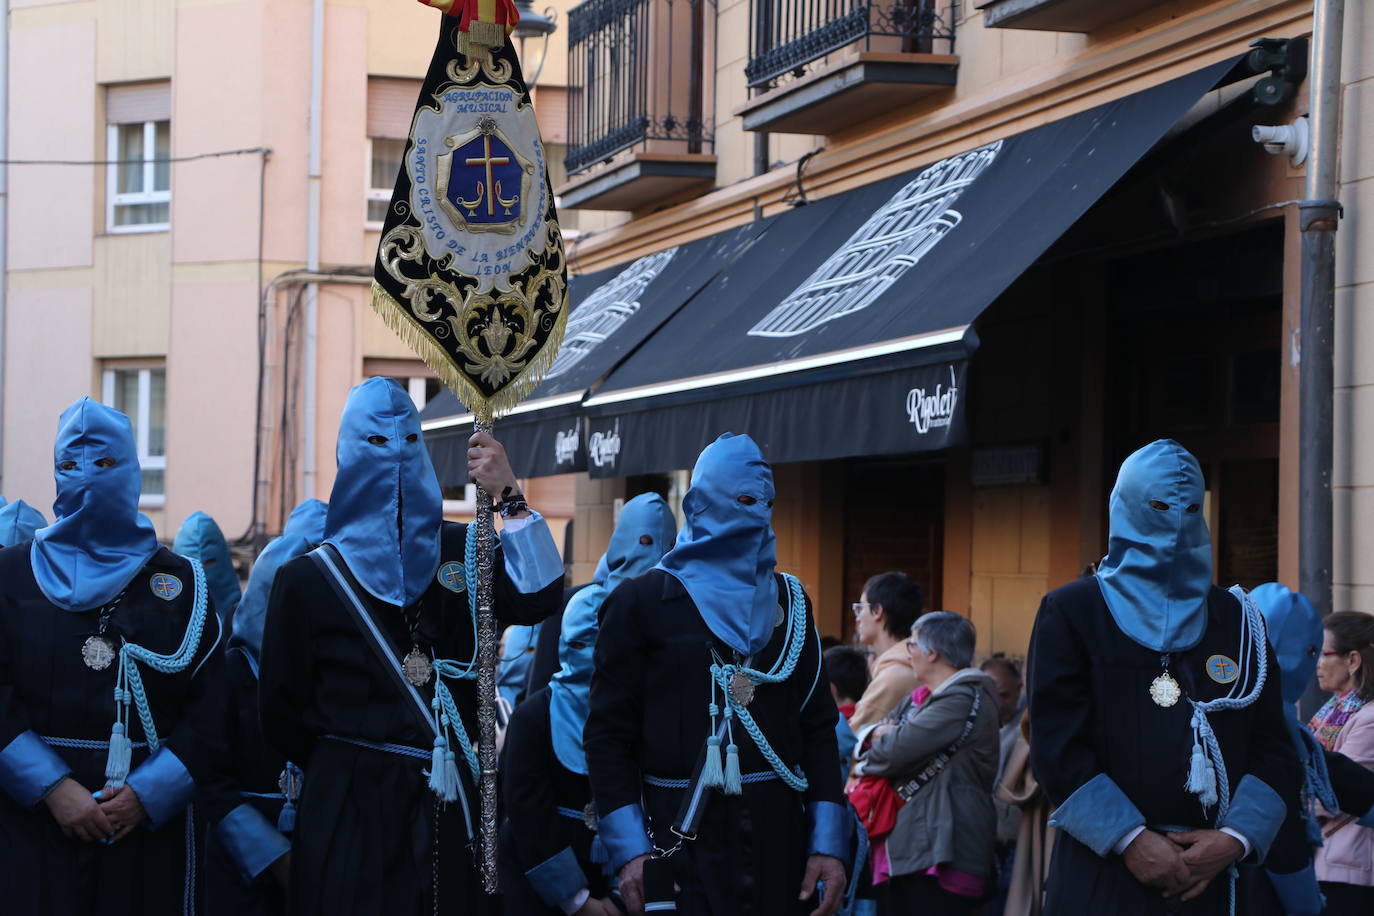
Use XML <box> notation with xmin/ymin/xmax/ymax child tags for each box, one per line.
<box><xmin>556</xmin><ymin>806</ymin><xmax>587</xmax><ymax>820</ymax></box>
<box><xmin>843</xmin><ymin>810</ymin><xmax>869</xmax><ymax>916</ymax></box>
<box><xmin>433</xmin><ymin>659</ymin><xmax>480</xmax><ymax>781</ymax></box>
<box><xmin>643</xmin><ymin>767</ymin><xmax>799</xmax><ymax>790</ymax></box>
<box><xmin>424</xmin><ymin>523</ymin><xmax>484</xmax><ymax>782</ymax></box>
<box><xmin>1298</xmin><ymin>726</ymin><xmax>1341</xmax><ymax>812</ymax></box>
<box><xmin>41</xmin><ymin>735</ymin><xmax>147</xmax><ymax>750</ymax></box>
<box><xmin>708</xmin><ymin>574</ymin><xmax>810</xmax><ymax>792</ymax></box>
<box><xmin>117</xmin><ymin>557</ymin><xmax>211</xmax><ymax>750</ymax></box>
<box><xmin>241</xmin><ymin>791</ymin><xmax>286</xmax><ymax>800</ymax></box>
<box><xmin>184</xmin><ymin>806</ymin><xmax>196</xmax><ymax>916</ymax></box>
<box><xmin>323</xmin><ymin>734</ymin><xmax>430</xmax><ymax>760</ymax></box>
<box><xmin>1187</xmin><ymin>586</ymin><xmax>1269</xmax><ymax>822</ymax></box>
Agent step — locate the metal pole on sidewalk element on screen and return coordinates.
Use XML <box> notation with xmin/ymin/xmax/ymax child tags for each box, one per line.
<box><xmin>1300</xmin><ymin>0</ymin><xmax>1344</xmax><ymax>623</ymax></box>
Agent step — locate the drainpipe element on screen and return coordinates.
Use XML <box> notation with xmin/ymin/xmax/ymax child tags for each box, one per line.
<box><xmin>303</xmin><ymin>0</ymin><xmax>324</xmax><ymax>500</ymax></box>
<box><xmin>1299</xmin><ymin>0</ymin><xmax>1344</xmax><ymax>622</ymax></box>
<box><xmin>0</xmin><ymin>0</ymin><xmax>9</xmax><ymax>494</ymax></box>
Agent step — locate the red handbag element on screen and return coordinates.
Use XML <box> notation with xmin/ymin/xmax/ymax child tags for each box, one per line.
<box><xmin>845</xmin><ymin>774</ymin><xmax>905</xmax><ymax>841</ymax></box>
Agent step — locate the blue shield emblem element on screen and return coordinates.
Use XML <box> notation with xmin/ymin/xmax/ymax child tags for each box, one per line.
<box><xmin>438</xmin><ymin>561</ymin><xmax>468</xmax><ymax>594</ymax></box>
<box><xmin>447</xmin><ymin>130</ymin><xmax>524</xmax><ymax>226</ymax></box>
<box><xmin>150</xmin><ymin>573</ymin><xmax>183</xmax><ymax>601</ymax></box>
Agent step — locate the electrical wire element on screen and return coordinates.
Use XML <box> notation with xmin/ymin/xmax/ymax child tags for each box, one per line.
<box><xmin>0</xmin><ymin>147</ymin><xmax>268</xmax><ymax>166</ymax></box>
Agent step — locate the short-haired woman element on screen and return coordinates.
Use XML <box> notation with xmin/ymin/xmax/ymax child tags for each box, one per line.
<box><xmin>853</xmin><ymin>611</ymin><xmax>1000</xmax><ymax>915</ymax></box>
<box><xmin>1310</xmin><ymin>610</ymin><xmax>1374</xmax><ymax>914</ymax></box>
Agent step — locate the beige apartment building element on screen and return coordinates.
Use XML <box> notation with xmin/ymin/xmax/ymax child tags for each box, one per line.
<box><xmin>3</xmin><ymin>0</ymin><xmax>1373</xmax><ymax>653</ymax></box>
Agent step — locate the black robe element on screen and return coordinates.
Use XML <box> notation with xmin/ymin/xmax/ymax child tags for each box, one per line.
<box><xmin>0</xmin><ymin>544</ymin><xmax>224</xmax><ymax>916</ymax></box>
<box><xmin>197</xmin><ymin>644</ymin><xmax>291</xmax><ymax>916</ymax></box>
<box><xmin>585</xmin><ymin>569</ymin><xmax>845</xmax><ymax>916</ymax></box>
<box><xmin>1028</xmin><ymin>579</ymin><xmax>1300</xmax><ymax>915</ymax></box>
<box><xmin>498</xmin><ymin>687</ymin><xmax>610</xmax><ymax>914</ymax></box>
<box><xmin>258</xmin><ymin>521</ymin><xmax>561</xmax><ymax>916</ymax></box>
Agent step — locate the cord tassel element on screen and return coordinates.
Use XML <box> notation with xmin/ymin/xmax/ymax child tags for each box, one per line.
<box><xmin>723</xmin><ymin>743</ymin><xmax>743</xmax><ymax>795</ymax></box>
<box><xmin>277</xmin><ymin>798</ymin><xmax>296</xmax><ymax>834</ymax></box>
<box><xmin>702</xmin><ymin>735</ymin><xmax>724</xmax><ymax>790</ymax></box>
<box><xmin>104</xmin><ymin>720</ymin><xmax>132</xmax><ymax>788</ymax></box>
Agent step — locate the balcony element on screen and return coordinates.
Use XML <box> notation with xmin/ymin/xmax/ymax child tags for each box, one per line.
<box><xmin>974</xmin><ymin>0</ymin><xmax>1161</xmax><ymax>33</ymax></box>
<box><xmin>738</xmin><ymin>0</ymin><xmax>958</xmax><ymax>136</ymax></box>
<box><xmin>560</xmin><ymin>0</ymin><xmax>717</xmax><ymax>211</ymax></box>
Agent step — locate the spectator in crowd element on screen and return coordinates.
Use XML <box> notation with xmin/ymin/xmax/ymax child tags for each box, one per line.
<box><xmin>1310</xmin><ymin>610</ymin><xmax>1374</xmax><ymax>914</ymax></box>
<box><xmin>981</xmin><ymin>655</ymin><xmax>1025</xmax><ymax>915</ymax></box>
<box><xmin>853</xmin><ymin>611</ymin><xmax>1000</xmax><ymax>914</ymax></box>
<box><xmin>826</xmin><ymin>645</ymin><xmax>871</xmax><ymax>780</ymax></box>
<box><xmin>850</xmin><ymin>572</ymin><xmax>925</xmax><ymax>731</ymax></box>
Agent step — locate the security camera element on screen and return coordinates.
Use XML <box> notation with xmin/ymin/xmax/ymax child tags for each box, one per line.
<box><xmin>1252</xmin><ymin>116</ymin><xmax>1309</xmax><ymax>167</ymax></box>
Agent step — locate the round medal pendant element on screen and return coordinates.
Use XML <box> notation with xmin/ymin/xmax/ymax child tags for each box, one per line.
<box><xmin>729</xmin><ymin>671</ymin><xmax>757</xmax><ymax>707</ymax></box>
<box><xmin>81</xmin><ymin>635</ymin><xmax>117</xmax><ymax>671</ymax></box>
<box><xmin>402</xmin><ymin>648</ymin><xmax>434</xmax><ymax>687</ymax></box>
<box><xmin>1149</xmin><ymin>672</ymin><xmax>1182</xmax><ymax>708</ymax></box>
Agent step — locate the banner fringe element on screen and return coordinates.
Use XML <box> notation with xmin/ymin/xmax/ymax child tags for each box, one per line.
<box><xmin>369</xmin><ymin>280</ymin><xmax>568</xmax><ymax>426</ymax></box>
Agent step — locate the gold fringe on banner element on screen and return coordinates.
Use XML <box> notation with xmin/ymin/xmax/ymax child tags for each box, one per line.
<box><xmin>369</xmin><ymin>280</ymin><xmax>567</xmax><ymax>426</ymax></box>
<box><xmin>458</xmin><ymin>20</ymin><xmax>507</xmax><ymax>56</ymax></box>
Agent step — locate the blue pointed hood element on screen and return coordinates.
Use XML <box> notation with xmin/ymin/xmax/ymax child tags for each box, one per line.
<box><xmin>1252</xmin><ymin>582</ymin><xmax>1322</xmax><ymax>709</ymax></box>
<box><xmin>498</xmin><ymin>624</ymin><xmax>540</xmax><ymax>708</ymax></box>
<box><xmin>230</xmin><ymin>499</ymin><xmax>328</xmax><ymax>661</ymax></box>
<box><xmin>0</xmin><ymin>499</ymin><xmax>46</xmax><ymax>547</ymax></box>
<box><xmin>657</xmin><ymin>433</ymin><xmax>778</xmax><ymax>656</ymax></box>
<box><xmin>32</xmin><ymin>398</ymin><xmax>160</xmax><ymax>611</ymax></box>
<box><xmin>324</xmin><ymin>378</ymin><xmax>443</xmax><ymax>608</ymax></box>
<box><xmin>550</xmin><ymin>493</ymin><xmax>676</xmax><ymax>773</ymax></box>
<box><xmin>173</xmin><ymin>511</ymin><xmax>241</xmax><ymax>617</ymax></box>
<box><xmin>1096</xmin><ymin>439</ymin><xmax>1212</xmax><ymax>653</ymax></box>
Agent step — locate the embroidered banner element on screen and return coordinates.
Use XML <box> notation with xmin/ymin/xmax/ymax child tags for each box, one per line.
<box><xmin>371</xmin><ymin>14</ymin><xmax>568</xmax><ymax>422</ymax></box>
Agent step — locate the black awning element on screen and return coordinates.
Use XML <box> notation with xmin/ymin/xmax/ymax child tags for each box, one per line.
<box><xmin>419</xmin><ymin>222</ymin><xmax>770</xmax><ymax>483</ymax></box>
<box><xmin>582</xmin><ymin>57</ymin><xmax>1239</xmax><ymax>477</ymax></box>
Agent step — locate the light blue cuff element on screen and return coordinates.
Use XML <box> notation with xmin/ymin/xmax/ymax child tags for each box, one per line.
<box><xmin>807</xmin><ymin>801</ymin><xmax>851</xmax><ymax>860</ymax></box>
<box><xmin>1361</xmin><ymin>803</ymin><xmax>1374</xmax><ymax>829</ymax></box>
<box><xmin>1217</xmin><ymin>774</ymin><xmax>1285</xmax><ymax>862</ymax></box>
<box><xmin>0</xmin><ymin>731</ymin><xmax>73</xmax><ymax>807</ymax></box>
<box><xmin>598</xmin><ymin>803</ymin><xmax>653</xmax><ymax>871</ymax></box>
<box><xmin>126</xmin><ymin>746</ymin><xmax>195</xmax><ymax>829</ymax></box>
<box><xmin>1048</xmin><ymin>773</ymin><xmax>1145</xmax><ymax>857</ymax></box>
<box><xmin>526</xmin><ymin>845</ymin><xmax>588</xmax><ymax>908</ymax></box>
<box><xmin>500</xmin><ymin>510</ymin><xmax>565</xmax><ymax>593</ymax></box>
<box><xmin>215</xmin><ymin>803</ymin><xmax>291</xmax><ymax>884</ymax></box>
<box><xmin>1265</xmin><ymin>864</ymin><xmax>1325</xmax><ymax>916</ymax></box>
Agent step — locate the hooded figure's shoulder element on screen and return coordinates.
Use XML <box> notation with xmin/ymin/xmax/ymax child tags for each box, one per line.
<box><xmin>1042</xmin><ymin>575</ymin><xmax>1105</xmax><ymax>615</ymax></box>
<box><xmin>0</xmin><ymin>540</ymin><xmax>35</xmax><ymax>579</ymax></box>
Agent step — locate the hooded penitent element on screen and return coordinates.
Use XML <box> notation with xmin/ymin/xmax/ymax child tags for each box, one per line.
<box><xmin>324</xmin><ymin>378</ymin><xmax>443</xmax><ymax>608</ymax></box>
<box><xmin>230</xmin><ymin>499</ymin><xmax>328</xmax><ymax>661</ymax></box>
<box><xmin>32</xmin><ymin>398</ymin><xmax>160</xmax><ymax>611</ymax></box>
<box><xmin>1252</xmin><ymin>582</ymin><xmax>1323</xmax><ymax>710</ymax></box>
<box><xmin>498</xmin><ymin>624</ymin><xmax>541</xmax><ymax>709</ymax></box>
<box><xmin>173</xmin><ymin>511</ymin><xmax>242</xmax><ymax>618</ymax></box>
<box><xmin>549</xmin><ymin>493</ymin><xmax>677</xmax><ymax>773</ymax></box>
<box><xmin>658</xmin><ymin>433</ymin><xmax>778</xmax><ymax>657</ymax></box>
<box><xmin>1095</xmin><ymin>439</ymin><xmax>1213</xmax><ymax>653</ymax></box>
<box><xmin>0</xmin><ymin>499</ymin><xmax>46</xmax><ymax>548</ymax></box>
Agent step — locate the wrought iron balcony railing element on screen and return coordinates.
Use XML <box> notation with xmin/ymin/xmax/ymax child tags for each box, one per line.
<box><xmin>746</xmin><ymin>0</ymin><xmax>956</xmax><ymax>92</ymax></box>
<box><xmin>565</xmin><ymin>0</ymin><xmax>716</xmax><ymax>176</ymax></box>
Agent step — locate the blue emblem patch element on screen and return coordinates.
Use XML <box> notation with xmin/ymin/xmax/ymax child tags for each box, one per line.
<box><xmin>150</xmin><ymin>573</ymin><xmax>183</xmax><ymax>601</ymax></box>
<box><xmin>1206</xmin><ymin>654</ymin><xmax>1239</xmax><ymax>685</ymax></box>
<box><xmin>438</xmin><ymin>561</ymin><xmax>467</xmax><ymax>594</ymax></box>
<box><xmin>447</xmin><ymin>128</ymin><xmax>524</xmax><ymax>226</ymax></box>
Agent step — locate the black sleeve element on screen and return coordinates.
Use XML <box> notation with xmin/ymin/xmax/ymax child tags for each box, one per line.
<box><xmin>193</xmin><ymin>648</ymin><xmax>252</xmax><ymax>826</ymax></box>
<box><xmin>258</xmin><ymin>562</ymin><xmax>316</xmax><ymax>766</ymax></box>
<box><xmin>493</xmin><ymin>538</ymin><xmax>564</xmax><ymax>628</ymax></box>
<box><xmin>163</xmin><ymin>609</ymin><xmax>229</xmax><ymax>786</ymax></box>
<box><xmin>585</xmin><ymin>578</ymin><xmax>648</xmax><ymax>821</ymax></box>
<box><xmin>502</xmin><ymin>696</ymin><xmax>587</xmax><ymax>890</ymax></box>
<box><xmin>1234</xmin><ymin>639</ymin><xmax>1303</xmax><ymax>858</ymax></box>
<box><xmin>1328</xmin><ymin>749</ymin><xmax>1374</xmax><ymax>816</ymax></box>
<box><xmin>796</xmin><ymin>591</ymin><xmax>843</xmax><ymax>807</ymax></box>
<box><xmin>1027</xmin><ymin>593</ymin><xmax>1100</xmax><ymax>807</ymax></box>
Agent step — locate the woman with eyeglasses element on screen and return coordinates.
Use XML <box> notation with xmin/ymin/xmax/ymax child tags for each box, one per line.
<box><xmin>1309</xmin><ymin>610</ymin><xmax>1374</xmax><ymax>913</ymax></box>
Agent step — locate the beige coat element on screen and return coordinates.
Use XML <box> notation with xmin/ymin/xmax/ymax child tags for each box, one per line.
<box><xmin>1315</xmin><ymin>702</ymin><xmax>1374</xmax><ymax>887</ymax></box>
<box><xmin>849</xmin><ymin>642</ymin><xmax>920</xmax><ymax>731</ymax></box>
